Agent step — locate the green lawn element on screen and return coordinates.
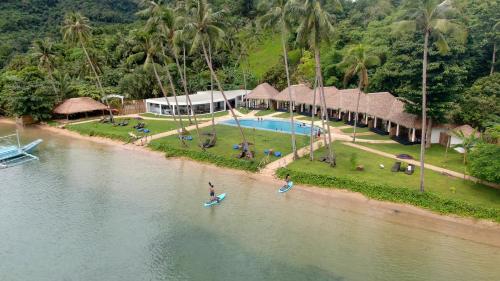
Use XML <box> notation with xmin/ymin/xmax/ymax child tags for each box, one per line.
<box><xmin>140</xmin><ymin>111</ymin><xmax>228</xmax><ymax>119</ymax></box>
<box><xmin>67</xmin><ymin>118</ymin><xmax>179</xmax><ymax>142</ymax></box>
<box><xmin>254</xmin><ymin>109</ymin><xmax>277</xmax><ymax>116</ymax></box>
<box><xmin>286</xmin><ymin>143</ymin><xmax>500</xmax><ymax>209</ymax></box>
<box><xmin>244</xmin><ymin>35</ymin><xmax>282</xmax><ymax>79</ymax></box>
<box><xmin>355</xmin><ymin>133</ymin><xmax>392</xmax><ymax>141</ymax></box>
<box><xmin>236</xmin><ymin>107</ymin><xmax>250</xmax><ymax>114</ymax></box>
<box><xmin>341</xmin><ymin>126</ymin><xmax>371</xmax><ymax>133</ymax></box>
<box><xmin>149</xmin><ymin>124</ymin><xmax>310</xmax><ymax>171</ymax></box>
<box><xmin>358</xmin><ymin>142</ymin><xmax>467</xmax><ymax>175</ymax></box>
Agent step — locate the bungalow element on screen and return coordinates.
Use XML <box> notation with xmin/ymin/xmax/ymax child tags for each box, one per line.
<box><xmin>273</xmin><ymin>84</ymin><xmax>312</xmax><ymax>112</ymax></box>
<box><xmin>244</xmin><ymin>83</ymin><xmax>279</xmax><ymax>109</ymax></box>
<box><xmin>145</xmin><ymin>90</ymin><xmax>247</xmax><ymax>116</ymax></box>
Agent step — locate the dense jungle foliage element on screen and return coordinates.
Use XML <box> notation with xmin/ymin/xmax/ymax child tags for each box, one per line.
<box><xmin>0</xmin><ymin>0</ymin><xmax>498</xmax><ymax>132</ymax></box>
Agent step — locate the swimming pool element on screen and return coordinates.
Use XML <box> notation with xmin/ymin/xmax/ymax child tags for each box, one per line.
<box><xmin>220</xmin><ymin>119</ymin><xmax>320</xmax><ymax>135</ymax></box>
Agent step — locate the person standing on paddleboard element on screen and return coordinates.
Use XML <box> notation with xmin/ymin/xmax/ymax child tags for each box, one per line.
<box><xmin>209</xmin><ymin>182</ymin><xmax>219</xmax><ymax>203</ymax></box>
<box><xmin>284</xmin><ymin>174</ymin><xmax>291</xmax><ymax>187</ymax></box>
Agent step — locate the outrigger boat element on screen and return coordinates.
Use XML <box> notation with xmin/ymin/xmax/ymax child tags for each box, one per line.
<box><xmin>0</xmin><ymin>131</ymin><xmax>42</xmax><ymax>169</ymax></box>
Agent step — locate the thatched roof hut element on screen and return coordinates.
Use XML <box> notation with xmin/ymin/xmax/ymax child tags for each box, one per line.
<box><xmin>53</xmin><ymin>97</ymin><xmax>108</xmax><ymax>116</ymax></box>
<box><xmin>274</xmin><ymin>84</ymin><xmax>311</xmax><ymax>102</ymax></box>
<box><xmin>245</xmin><ymin>83</ymin><xmax>279</xmax><ymax>100</ymax></box>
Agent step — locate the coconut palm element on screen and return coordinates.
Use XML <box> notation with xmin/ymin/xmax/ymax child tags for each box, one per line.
<box><xmin>127</xmin><ymin>31</ymin><xmax>186</xmax><ymax>146</ymax></box>
<box><xmin>451</xmin><ymin>129</ymin><xmax>481</xmax><ymax>164</ymax></box>
<box><xmin>31</xmin><ymin>38</ymin><xmax>59</xmax><ymax>99</ymax></box>
<box><xmin>394</xmin><ymin>0</ymin><xmax>466</xmax><ymax>192</ymax></box>
<box><xmin>186</xmin><ymin>0</ymin><xmax>251</xmax><ymax>155</ymax></box>
<box><xmin>296</xmin><ymin>0</ymin><xmax>341</xmax><ymax>167</ymax></box>
<box><xmin>259</xmin><ymin>0</ymin><xmax>299</xmax><ymax>159</ymax></box>
<box><xmin>139</xmin><ymin>2</ymin><xmax>188</xmax><ymax>134</ymax></box>
<box><xmin>339</xmin><ymin>44</ymin><xmax>380</xmax><ymax>142</ymax></box>
<box><xmin>61</xmin><ymin>12</ymin><xmax>114</xmax><ymax>122</ymax></box>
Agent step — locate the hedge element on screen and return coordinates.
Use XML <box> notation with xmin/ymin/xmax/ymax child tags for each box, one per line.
<box><xmin>277</xmin><ymin>168</ymin><xmax>500</xmax><ymax>222</ymax></box>
<box><xmin>149</xmin><ymin>142</ymin><xmax>260</xmax><ymax>172</ymax></box>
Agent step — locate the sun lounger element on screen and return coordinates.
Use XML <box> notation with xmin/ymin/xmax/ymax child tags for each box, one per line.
<box><xmin>405</xmin><ymin>164</ymin><xmax>415</xmax><ymax>175</ymax></box>
<box><xmin>274</xmin><ymin>151</ymin><xmax>282</xmax><ymax>157</ymax></box>
<box><xmin>391</xmin><ymin>161</ymin><xmax>401</xmax><ymax>172</ymax></box>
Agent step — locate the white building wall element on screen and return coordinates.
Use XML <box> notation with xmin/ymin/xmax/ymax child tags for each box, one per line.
<box><xmin>430</xmin><ymin>128</ymin><xmax>447</xmax><ymax>144</ymax></box>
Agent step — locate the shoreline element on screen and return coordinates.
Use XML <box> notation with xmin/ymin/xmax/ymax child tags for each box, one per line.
<box><xmin>1</xmin><ymin>118</ymin><xmax>499</xmax><ymax>247</ymax></box>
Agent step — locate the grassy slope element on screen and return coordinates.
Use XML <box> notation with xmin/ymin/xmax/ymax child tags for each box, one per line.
<box><xmin>254</xmin><ymin>109</ymin><xmax>277</xmax><ymax>116</ymax></box>
<box><xmin>67</xmin><ymin>118</ymin><xmax>179</xmax><ymax>141</ymax></box>
<box><xmin>359</xmin><ymin>143</ymin><xmax>467</xmax><ymax>175</ymax></box>
<box><xmin>244</xmin><ymin>34</ymin><xmax>282</xmax><ymax>80</ymax></box>
<box><xmin>149</xmin><ymin>124</ymin><xmax>310</xmax><ymax>170</ymax></box>
<box><xmin>286</xmin><ymin>143</ymin><xmax>500</xmax><ymax>208</ymax></box>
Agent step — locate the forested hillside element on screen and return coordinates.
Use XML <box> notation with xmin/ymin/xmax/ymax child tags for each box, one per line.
<box><xmin>0</xmin><ymin>0</ymin><xmax>498</xmax><ymax>133</ymax></box>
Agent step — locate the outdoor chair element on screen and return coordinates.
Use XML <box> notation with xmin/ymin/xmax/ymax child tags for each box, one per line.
<box><xmin>405</xmin><ymin>164</ymin><xmax>415</xmax><ymax>175</ymax></box>
<box><xmin>391</xmin><ymin>161</ymin><xmax>401</xmax><ymax>172</ymax></box>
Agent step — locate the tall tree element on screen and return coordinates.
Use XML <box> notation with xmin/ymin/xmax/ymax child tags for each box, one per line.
<box><xmin>186</xmin><ymin>0</ymin><xmax>251</xmax><ymax>156</ymax></box>
<box><xmin>61</xmin><ymin>12</ymin><xmax>114</xmax><ymax>122</ymax></box>
<box><xmin>297</xmin><ymin>0</ymin><xmax>341</xmax><ymax>167</ymax></box>
<box><xmin>260</xmin><ymin>0</ymin><xmax>299</xmax><ymax>159</ymax></box>
<box><xmin>339</xmin><ymin>44</ymin><xmax>380</xmax><ymax>142</ymax></box>
<box><xmin>490</xmin><ymin>21</ymin><xmax>499</xmax><ymax>75</ymax></box>
<box><xmin>394</xmin><ymin>0</ymin><xmax>466</xmax><ymax>192</ymax></box>
<box><xmin>127</xmin><ymin>31</ymin><xmax>186</xmax><ymax>146</ymax></box>
<box><xmin>31</xmin><ymin>38</ymin><xmax>59</xmax><ymax>100</ymax></box>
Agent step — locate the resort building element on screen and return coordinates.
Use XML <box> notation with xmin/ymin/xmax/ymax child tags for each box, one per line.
<box><xmin>53</xmin><ymin>97</ymin><xmax>108</xmax><ymax>119</ymax></box>
<box><xmin>145</xmin><ymin>90</ymin><xmax>248</xmax><ymax>116</ymax></box>
<box><xmin>244</xmin><ymin>83</ymin><xmax>279</xmax><ymax>109</ymax></box>
<box><xmin>274</xmin><ymin>84</ymin><xmax>312</xmax><ymax>111</ymax></box>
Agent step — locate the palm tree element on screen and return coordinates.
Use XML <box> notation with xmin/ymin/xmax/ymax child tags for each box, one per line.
<box><xmin>394</xmin><ymin>0</ymin><xmax>466</xmax><ymax>192</ymax></box>
<box><xmin>490</xmin><ymin>21</ymin><xmax>499</xmax><ymax>75</ymax></box>
<box><xmin>31</xmin><ymin>38</ymin><xmax>59</xmax><ymax>100</ymax></box>
<box><xmin>187</xmin><ymin>0</ymin><xmax>251</xmax><ymax>155</ymax></box>
<box><xmin>259</xmin><ymin>0</ymin><xmax>299</xmax><ymax>159</ymax></box>
<box><xmin>140</xmin><ymin>2</ymin><xmax>187</xmax><ymax>133</ymax></box>
<box><xmin>62</xmin><ymin>12</ymin><xmax>114</xmax><ymax>122</ymax></box>
<box><xmin>127</xmin><ymin>31</ymin><xmax>186</xmax><ymax>146</ymax></box>
<box><xmin>451</xmin><ymin>129</ymin><xmax>481</xmax><ymax>164</ymax></box>
<box><xmin>296</xmin><ymin>0</ymin><xmax>341</xmax><ymax>167</ymax></box>
<box><xmin>339</xmin><ymin>44</ymin><xmax>380</xmax><ymax>142</ymax></box>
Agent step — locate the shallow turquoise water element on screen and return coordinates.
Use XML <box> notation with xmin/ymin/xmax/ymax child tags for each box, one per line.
<box><xmin>1</xmin><ymin>124</ymin><xmax>499</xmax><ymax>281</ymax></box>
<box><xmin>221</xmin><ymin>118</ymin><xmax>319</xmax><ymax>135</ymax></box>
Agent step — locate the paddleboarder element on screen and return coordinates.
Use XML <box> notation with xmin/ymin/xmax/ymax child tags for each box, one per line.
<box><xmin>209</xmin><ymin>182</ymin><xmax>219</xmax><ymax>203</ymax></box>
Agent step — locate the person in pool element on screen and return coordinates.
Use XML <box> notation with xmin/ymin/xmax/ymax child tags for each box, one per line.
<box><xmin>209</xmin><ymin>182</ymin><xmax>219</xmax><ymax>203</ymax></box>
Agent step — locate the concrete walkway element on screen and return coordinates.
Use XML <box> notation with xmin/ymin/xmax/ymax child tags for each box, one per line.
<box><xmin>260</xmin><ymin>139</ymin><xmax>325</xmax><ymax>176</ymax></box>
<box><xmin>343</xmin><ymin>142</ymin><xmax>499</xmax><ymax>188</ymax></box>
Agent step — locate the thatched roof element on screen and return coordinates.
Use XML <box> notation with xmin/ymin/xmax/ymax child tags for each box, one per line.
<box><xmin>245</xmin><ymin>83</ymin><xmax>279</xmax><ymax>100</ymax></box>
<box><xmin>53</xmin><ymin>97</ymin><xmax>108</xmax><ymax>115</ymax></box>
<box><xmin>273</xmin><ymin>84</ymin><xmax>312</xmax><ymax>102</ymax></box>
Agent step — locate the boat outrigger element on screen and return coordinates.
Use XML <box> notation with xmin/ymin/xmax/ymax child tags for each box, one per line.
<box><xmin>0</xmin><ymin>131</ymin><xmax>42</xmax><ymax>169</ymax></box>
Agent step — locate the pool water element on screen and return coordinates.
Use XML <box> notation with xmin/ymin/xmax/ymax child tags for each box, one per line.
<box><xmin>221</xmin><ymin>119</ymin><xmax>319</xmax><ymax>135</ymax></box>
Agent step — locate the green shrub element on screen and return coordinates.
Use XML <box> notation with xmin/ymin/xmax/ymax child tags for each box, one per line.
<box><xmin>276</xmin><ymin>168</ymin><xmax>500</xmax><ymax>222</ymax></box>
<box><xmin>468</xmin><ymin>143</ymin><xmax>500</xmax><ymax>184</ymax></box>
<box><xmin>149</xmin><ymin>142</ymin><xmax>260</xmax><ymax>172</ymax></box>
<box><xmin>349</xmin><ymin>152</ymin><xmax>358</xmax><ymax>171</ymax></box>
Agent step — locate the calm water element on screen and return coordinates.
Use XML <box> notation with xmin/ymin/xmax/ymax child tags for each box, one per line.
<box><xmin>1</xmin><ymin>123</ymin><xmax>499</xmax><ymax>281</ymax></box>
<box><xmin>221</xmin><ymin>118</ymin><xmax>319</xmax><ymax>135</ymax></box>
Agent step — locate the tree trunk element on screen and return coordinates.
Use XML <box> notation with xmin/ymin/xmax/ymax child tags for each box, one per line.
<box><xmin>315</xmin><ymin>48</ymin><xmax>335</xmax><ymax>167</ymax></box>
<box><xmin>160</xmin><ymin>47</ymin><xmax>185</xmax><ymax>133</ymax></box>
<box><xmin>151</xmin><ymin>61</ymin><xmax>186</xmax><ymax>146</ymax></box>
<box><xmin>174</xmin><ymin>48</ymin><xmax>192</xmax><ymax>125</ymax></box>
<box><xmin>47</xmin><ymin>68</ymin><xmax>60</xmax><ymax>101</ymax></box>
<box><xmin>352</xmin><ymin>80</ymin><xmax>363</xmax><ymax>143</ymax></box>
<box><xmin>208</xmin><ymin>40</ymin><xmax>216</xmax><ymax>137</ymax></box>
<box><xmin>81</xmin><ymin>41</ymin><xmax>114</xmax><ymax>122</ymax></box>
<box><xmin>425</xmin><ymin>117</ymin><xmax>432</xmax><ymax>149</ymax></box>
<box><xmin>281</xmin><ymin>29</ymin><xmax>298</xmax><ymax>159</ymax></box>
<box><xmin>173</xmin><ymin>44</ymin><xmax>203</xmax><ymax>149</ymax></box>
<box><xmin>419</xmin><ymin>30</ymin><xmax>430</xmax><ymax>193</ymax></box>
<box><xmin>310</xmin><ymin>77</ymin><xmax>318</xmax><ymax>161</ymax></box>
<box><xmin>491</xmin><ymin>42</ymin><xmax>497</xmax><ymax>75</ymax></box>
<box><xmin>201</xmin><ymin>40</ymin><xmax>250</xmax><ymax>154</ymax></box>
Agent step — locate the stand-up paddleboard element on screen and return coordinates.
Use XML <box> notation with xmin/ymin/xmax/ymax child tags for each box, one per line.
<box><xmin>279</xmin><ymin>182</ymin><xmax>293</xmax><ymax>193</ymax></box>
<box><xmin>204</xmin><ymin>193</ymin><xmax>226</xmax><ymax>207</ymax></box>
